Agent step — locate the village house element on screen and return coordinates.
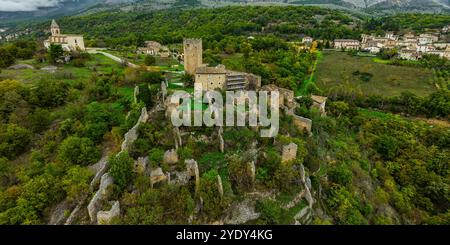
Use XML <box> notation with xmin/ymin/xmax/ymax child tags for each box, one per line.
<box><xmin>433</xmin><ymin>43</ymin><xmax>450</xmax><ymax>50</ymax></box>
<box><xmin>418</xmin><ymin>33</ymin><xmax>439</xmax><ymax>45</ymax></box>
<box><xmin>302</xmin><ymin>36</ymin><xmax>313</xmax><ymax>44</ymax></box>
<box><xmin>403</xmin><ymin>33</ymin><xmax>418</xmax><ymax>43</ymax></box>
<box><xmin>333</xmin><ymin>39</ymin><xmax>360</xmax><ymax>50</ymax></box>
<box><xmin>358</xmin><ymin>30</ymin><xmax>448</xmax><ymax>61</ymax></box>
<box><xmin>44</xmin><ymin>20</ymin><xmax>85</xmax><ymax>51</ymax></box>
<box><xmin>137</xmin><ymin>41</ymin><xmax>170</xmax><ymax>57</ymax></box>
<box><xmin>399</xmin><ymin>49</ymin><xmax>421</xmax><ymax>61</ymax></box>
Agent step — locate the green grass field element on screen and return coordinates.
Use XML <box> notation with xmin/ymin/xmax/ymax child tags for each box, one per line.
<box><xmin>0</xmin><ymin>54</ymin><xmax>123</xmax><ymax>85</ymax></box>
<box><xmin>315</xmin><ymin>51</ymin><xmax>436</xmax><ymax>97</ymax></box>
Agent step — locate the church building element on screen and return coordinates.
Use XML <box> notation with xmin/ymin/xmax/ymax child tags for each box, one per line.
<box><xmin>44</xmin><ymin>19</ymin><xmax>85</xmax><ymax>51</ymax></box>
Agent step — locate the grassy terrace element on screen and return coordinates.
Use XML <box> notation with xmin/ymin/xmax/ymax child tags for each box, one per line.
<box><xmin>105</xmin><ymin>49</ymin><xmax>181</xmax><ymax>69</ymax></box>
<box><xmin>315</xmin><ymin>51</ymin><xmax>436</xmax><ymax>97</ymax></box>
<box><xmin>0</xmin><ymin>53</ymin><xmax>123</xmax><ymax>85</ymax></box>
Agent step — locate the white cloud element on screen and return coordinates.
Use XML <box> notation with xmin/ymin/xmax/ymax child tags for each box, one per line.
<box><xmin>0</xmin><ymin>0</ymin><xmax>65</xmax><ymax>12</ymax></box>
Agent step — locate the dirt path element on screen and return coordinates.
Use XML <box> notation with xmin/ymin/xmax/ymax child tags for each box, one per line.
<box><xmin>86</xmin><ymin>48</ymin><xmax>138</xmax><ymax>68</ymax></box>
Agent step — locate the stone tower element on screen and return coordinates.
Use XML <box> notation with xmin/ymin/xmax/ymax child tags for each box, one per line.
<box><xmin>183</xmin><ymin>38</ymin><xmax>203</xmax><ymax>75</ymax></box>
<box><xmin>51</xmin><ymin>19</ymin><xmax>60</xmax><ymax>36</ymax></box>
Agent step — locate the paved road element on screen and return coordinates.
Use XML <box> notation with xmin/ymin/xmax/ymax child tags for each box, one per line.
<box><xmin>86</xmin><ymin>48</ymin><xmax>138</xmax><ymax>68</ymax></box>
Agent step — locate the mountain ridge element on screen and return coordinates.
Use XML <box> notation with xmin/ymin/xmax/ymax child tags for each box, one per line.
<box><xmin>0</xmin><ymin>0</ymin><xmax>448</xmax><ymax>25</ymax></box>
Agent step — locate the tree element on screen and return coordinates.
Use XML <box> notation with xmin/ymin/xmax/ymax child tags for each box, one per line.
<box><xmin>109</xmin><ymin>151</ymin><xmax>134</xmax><ymax>191</ymax></box>
<box><xmin>0</xmin><ymin>47</ymin><xmax>15</xmax><ymax>68</ymax></box>
<box><xmin>227</xmin><ymin>154</ymin><xmax>253</xmax><ymax>193</ymax></box>
<box><xmin>0</xmin><ymin>157</ymin><xmax>12</xmax><ymax>186</ymax></box>
<box><xmin>138</xmin><ymin>71</ymin><xmax>164</xmax><ymax>84</ymax></box>
<box><xmin>57</xmin><ymin>136</ymin><xmax>100</xmax><ymax>166</ymax></box>
<box><xmin>62</xmin><ymin>165</ymin><xmax>93</xmax><ymax>202</ymax></box>
<box><xmin>199</xmin><ymin>169</ymin><xmax>229</xmax><ymax>219</ymax></box>
<box><xmin>30</xmin><ymin>80</ymin><xmax>69</xmax><ymax>108</ymax></box>
<box><xmin>255</xmin><ymin>199</ymin><xmax>283</xmax><ymax>224</ymax></box>
<box><xmin>48</xmin><ymin>44</ymin><xmax>64</xmax><ymax>63</ymax></box>
<box><xmin>144</xmin><ymin>55</ymin><xmax>156</xmax><ymax>66</ymax></box>
<box><xmin>329</xmin><ymin>164</ymin><xmax>353</xmax><ymax>186</ymax></box>
<box><xmin>29</xmin><ymin>108</ymin><xmax>52</xmax><ymax>133</ymax></box>
<box><xmin>82</xmin><ymin>122</ymin><xmax>108</xmax><ymax>143</ymax></box>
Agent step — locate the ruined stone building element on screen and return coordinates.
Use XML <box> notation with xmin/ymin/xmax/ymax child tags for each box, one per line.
<box><xmin>44</xmin><ymin>20</ymin><xmax>85</xmax><ymax>51</ymax></box>
<box><xmin>137</xmin><ymin>41</ymin><xmax>170</xmax><ymax>58</ymax></box>
<box><xmin>195</xmin><ymin>65</ymin><xmax>227</xmax><ymax>90</ymax></box>
<box><xmin>195</xmin><ymin>65</ymin><xmax>261</xmax><ymax>91</ymax></box>
<box><xmin>184</xmin><ymin>38</ymin><xmax>261</xmax><ymax>91</ymax></box>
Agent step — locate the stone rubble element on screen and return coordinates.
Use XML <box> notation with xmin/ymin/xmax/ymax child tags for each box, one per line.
<box><xmin>87</xmin><ymin>173</ymin><xmax>114</xmax><ymax>223</ymax></box>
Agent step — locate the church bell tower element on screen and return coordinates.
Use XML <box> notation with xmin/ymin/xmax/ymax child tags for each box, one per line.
<box><xmin>51</xmin><ymin>19</ymin><xmax>60</xmax><ymax>36</ymax></box>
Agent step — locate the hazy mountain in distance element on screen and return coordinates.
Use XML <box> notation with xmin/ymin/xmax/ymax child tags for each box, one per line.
<box><xmin>205</xmin><ymin>0</ymin><xmax>449</xmax><ymax>12</ymax></box>
<box><xmin>0</xmin><ymin>0</ymin><xmax>132</xmax><ymax>23</ymax></box>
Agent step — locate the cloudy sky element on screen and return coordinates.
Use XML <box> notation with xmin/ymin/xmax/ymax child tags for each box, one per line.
<box><xmin>0</xmin><ymin>0</ymin><xmax>66</xmax><ymax>12</ymax></box>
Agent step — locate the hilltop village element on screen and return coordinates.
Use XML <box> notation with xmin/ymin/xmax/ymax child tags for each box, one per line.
<box><xmin>331</xmin><ymin>25</ymin><xmax>450</xmax><ymax>60</ymax></box>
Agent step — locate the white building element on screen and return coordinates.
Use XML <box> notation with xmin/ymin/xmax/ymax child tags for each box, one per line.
<box><xmin>399</xmin><ymin>49</ymin><xmax>421</xmax><ymax>61</ymax></box>
<box><xmin>417</xmin><ymin>44</ymin><xmax>436</xmax><ymax>53</ymax></box>
<box><xmin>418</xmin><ymin>34</ymin><xmax>439</xmax><ymax>45</ymax></box>
<box><xmin>44</xmin><ymin>19</ymin><xmax>85</xmax><ymax>51</ymax></box>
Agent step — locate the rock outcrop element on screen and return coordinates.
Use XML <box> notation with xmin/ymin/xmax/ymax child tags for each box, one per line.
<box><xmin>224</xmin><ymin>199</ymin><xmax>260</xmax><ymax>224</ymax></box>
<box><xmin>121</xmin><ymin>107</ymin><xmax>149</xmax><ymax>152</ymax></box>
<box><xmin>89</xmin><ymin>156</ymin><xmax>109</xmax><ymax>191</ymax></box>
<box><xmin>247</xmin><ymin>161</ymin><xmax>256</xmax><ymax>188</ymax></box>
<box><xmin>185</xmin><ymin>159</ymin><xmax>200</xmax><ymax>194</ymax></box>
<box><xmin>133</xmin><ymin>85</ymin><xmax>139</xmax><ymax>104</ymax></box>
<box><xmin>217</xmin><ymin>175</ymin><xmax>224</xmax><ymax>198</ymax></box>
<box><xmin>49</xmin><ymin>200</ymin><xmax>70</xmax><ymax>225</ymax></box>
<box><xmin>163</xmin><ymin>149</ymin><xmax>179</xmax><ymax>165</ymax></box>
<box><xmin>161</xmin><ymin>81</ymin><xmax>167</xmax><ymax>103</ymax></box>
<box><xmin>173</xmin><ymin>127</ymin><xmax>182</xmax><ymax>149</ymax></box>
<box><xmin>87</xmin><ymin>173</ymin><xmax>114</xmax><ymax>223</ymax></box>
<box><xmin>218</xmin><ymin>126</ymin><xmax>224</xmax><ymax>153</ymax></box>
<box><xmin>64</xmin><ymin>204</ymin><xmax>82</xmax><ymax>225</ymax></box>
<box><xmin>292</xmin><ymin>115</ymin><xmax>312</xmax><ymax>135</ymax></box>
<box><xmin>8</xmin><ymin>64</ymin><xmax>34</xmax><ymax>70</ymax></box>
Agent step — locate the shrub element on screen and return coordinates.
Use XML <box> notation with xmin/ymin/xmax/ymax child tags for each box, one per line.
<box><xmin>0</xmin><ymin>124</ymin><xmax>31</xmax><ymax>159</ymax></box>
<box><xmin>144</xmin><ymin>55</ymin><xmax>156</xmax><ymax>66</ymax></box>
<box><xmin>62</xmin><ymin>165</ymin><xmax>93</xmax><ymax>202</ymax></box>
<box><xmin>109</xmin><ymin>152</ymin><xmax>134</xmax><ymax>191</ymax></box>
<box><xmin>57</xmin><ymin>136</ymin><xmax>100</xmax><ymax>166</ymax></box>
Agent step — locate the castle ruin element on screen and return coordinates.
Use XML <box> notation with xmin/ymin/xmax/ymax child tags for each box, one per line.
<box><xmin>183</xmin><ymin>38</ymin><xmax>203</xmax><ymax>75</ymax></box>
